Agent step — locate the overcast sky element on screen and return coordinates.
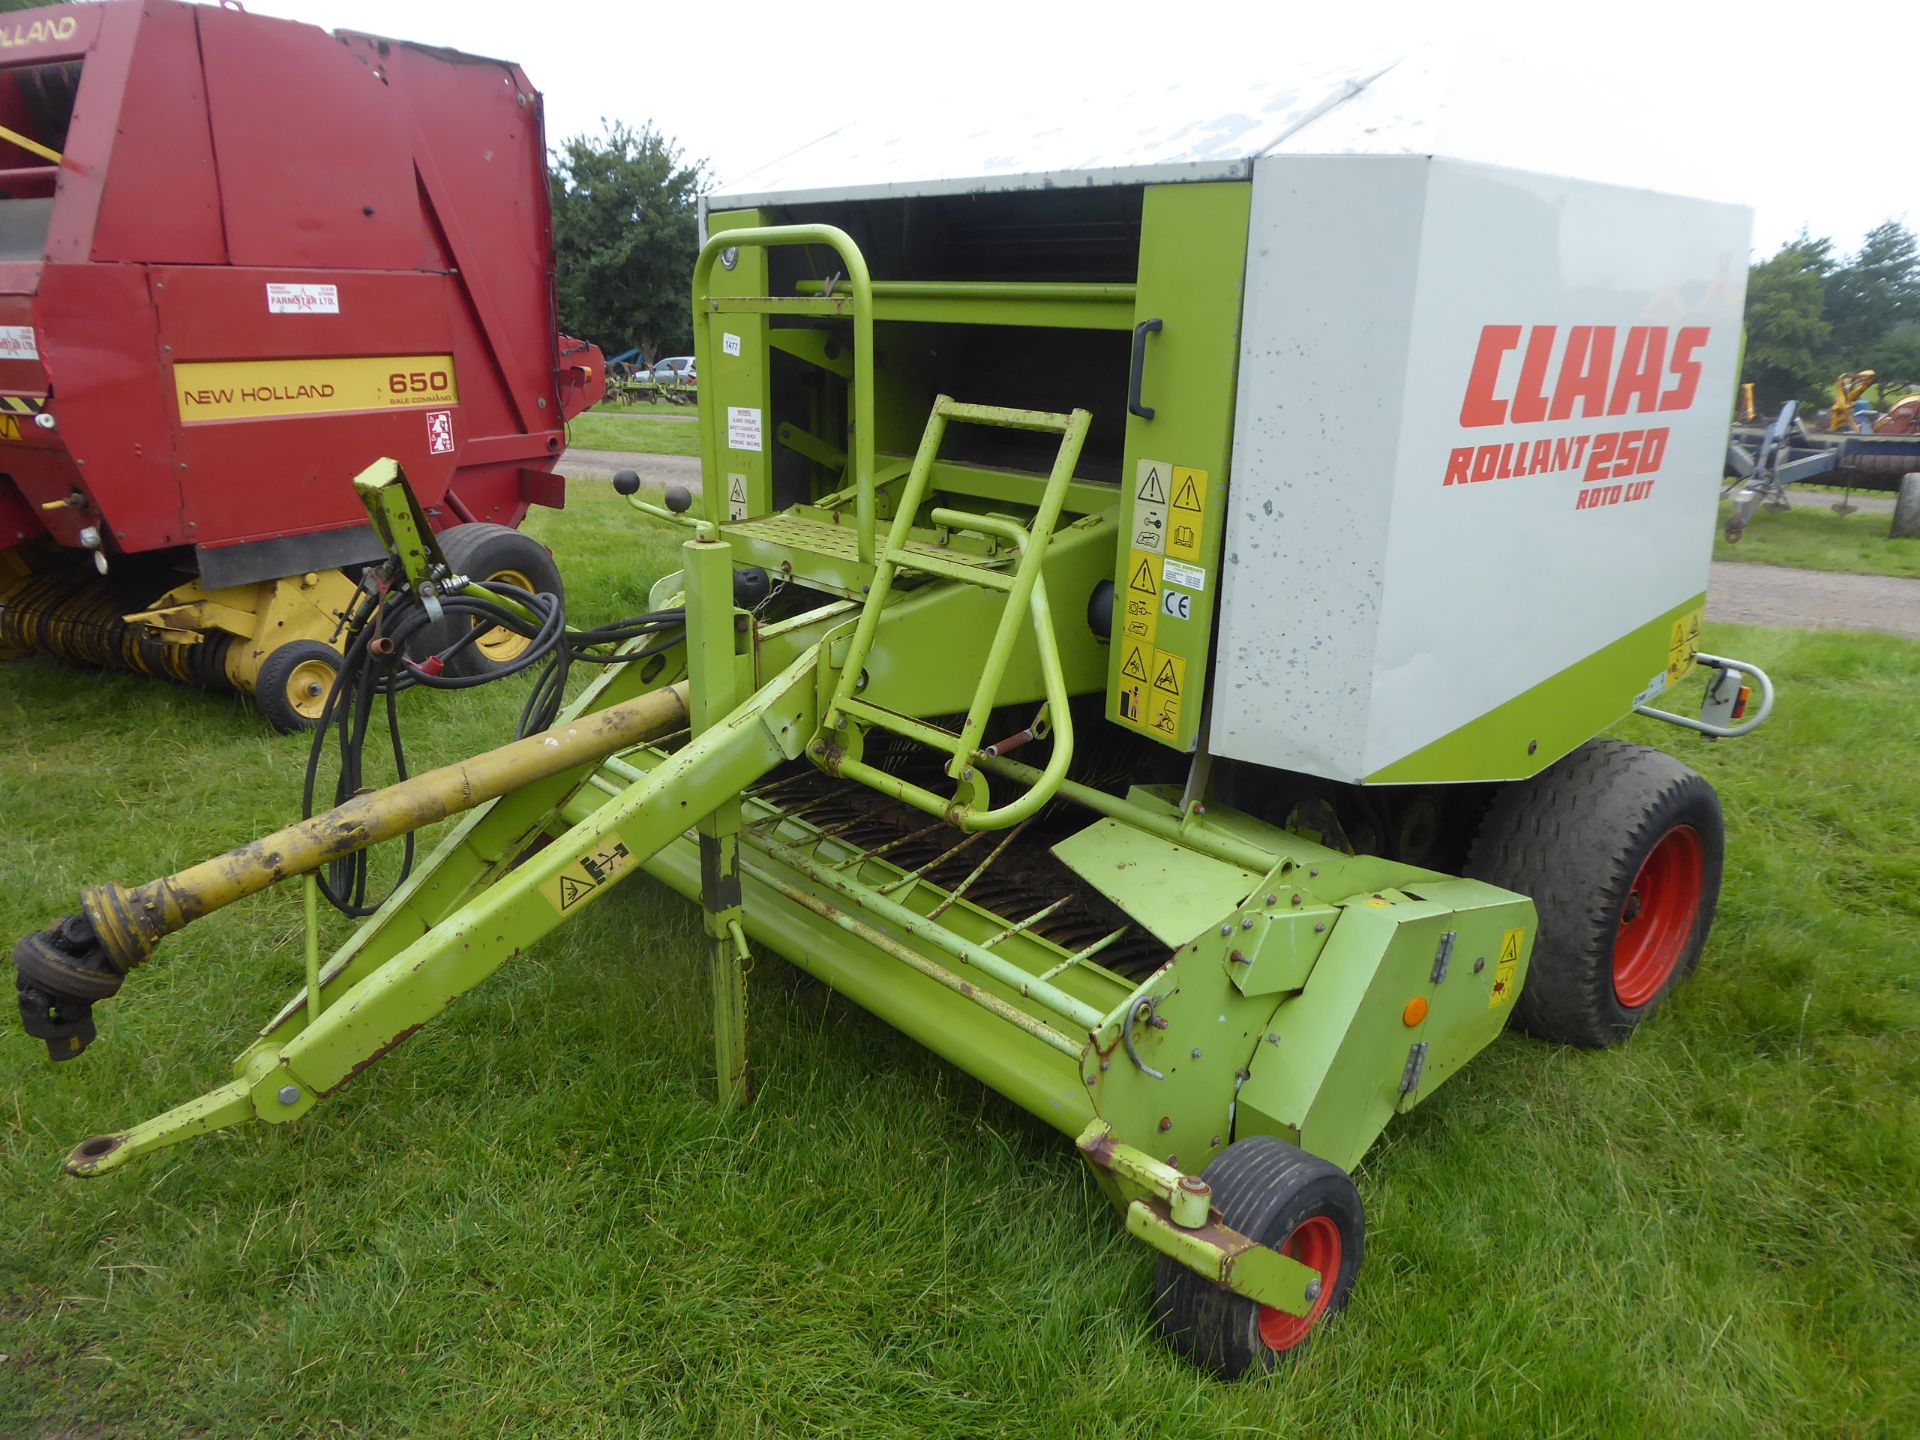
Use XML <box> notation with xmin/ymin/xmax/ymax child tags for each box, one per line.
<box><xmin>253</xmin><ymin>0</ymin><xmax>1909</xmax><ymax>260</ymax></box>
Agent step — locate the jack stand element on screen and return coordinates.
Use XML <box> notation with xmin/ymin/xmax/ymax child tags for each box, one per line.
<box><xmin>684</xmin><ymin>534</ymin><xmax>751</xmax><ymax>1109</ymax></box>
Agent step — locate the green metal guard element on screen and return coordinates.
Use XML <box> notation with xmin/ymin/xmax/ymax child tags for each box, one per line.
<box><xmin>819</xmin><ymin>397</ymin><xmax>1091</xmax><ymax>831</ymax></box>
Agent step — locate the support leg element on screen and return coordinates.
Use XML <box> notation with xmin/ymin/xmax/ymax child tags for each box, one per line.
<box><xmin>685</xmin><ymin>536</ymin><xmax>750</xmax><ymax>1108</ymax></box>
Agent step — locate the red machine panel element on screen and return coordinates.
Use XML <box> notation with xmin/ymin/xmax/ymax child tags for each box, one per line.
<box><xmin>0</xmin><ymin>0</ymin><xmax>603</xmax><ymax>574</ymax></box>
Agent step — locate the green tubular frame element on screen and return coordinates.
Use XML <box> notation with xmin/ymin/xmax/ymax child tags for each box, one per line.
<box><xmin>692</xmin><ymin>224</ymin><xmax>877</xmax><ymax>560</ymax></box>
<box><xmin>819</xmin><ymin>397</ymin><xmax>1091</xmax><ymax>831</ymax></box>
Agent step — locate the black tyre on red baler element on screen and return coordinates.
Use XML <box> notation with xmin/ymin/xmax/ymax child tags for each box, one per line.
<box><xmin>1467</xmin><ymin>739</ymin><xmax>1724</xmax><ymax>1049</ymax></box>
<box><xmin>427</xmin><ymin>523</ymin><xmax>563</xmax><ymax>678</ymax></box>
<box><xmin>1153</xmin><ymin>1137</ymin><xmax>1364</xmax><ymax>1377</ymax></box>
<box><xmin>253</xmin><ymin>639</ymin><xmax>342</xmax><ymax>735</ymax></box>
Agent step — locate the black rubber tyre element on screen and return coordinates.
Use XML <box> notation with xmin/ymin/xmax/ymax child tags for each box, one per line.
<box><xmin>1467</xmin><ymin>739</ymin><xmax>1724</xmax><ymax>1049</ymax></box>
<box><xmin>432</xmin><ymin>523</ymin><xmax>563</xmax><ymax>678</ymax></box>
<box><xmin>1153</xmin><ymin>1137</ymin><xmax>1364</xmax><ymax>1378</ymax></box>
<box><xmin>253</xmin><ymin>639</ymin><xmax>342</xmax><ymax>734</ymax></box>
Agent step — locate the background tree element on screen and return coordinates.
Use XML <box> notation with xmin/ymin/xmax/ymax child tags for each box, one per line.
<box><xmin>1742</xmin><ymin>222</ymin><xmax>1920</xmax><ymax>414</ymax></box>
<box><xmin>1824</xmin><ymin>221</ymin><xmax>1920</xmax><ymax>360</ymax></box>
<box><xmin>549</xmin><ymin>122</ymin><xmax>704</xmax><ymax>363</ymax></box>
<box><xmin>1742</xmin><ymin>236</ymin><xmax>1833</xmax><ymax>410</ymax></box>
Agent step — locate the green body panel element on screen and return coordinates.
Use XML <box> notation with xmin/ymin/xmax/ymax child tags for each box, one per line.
<box><xmin>1050</xmin><ymin>817</ymin><xmax>1264</xmax><ymax>949</ymax></box>
<box><xmin>1364</xmin><ymin>593</ymin><xmax>1707</xmax><ymax>784</ymax></box>
<box><xmin>1107</xmin><ymin>182</ymin><xmax>1251</xmax><ymax>753</ymax></box>
<box><xmin>702</xmin><ymin>210</ymin><xmax>773</xmax><ymax>520</ymax></box>
<box><xmin>1236</xmin><ymin>884</ymin><xmax>1536</xmax><ymax>1172</ymax></box>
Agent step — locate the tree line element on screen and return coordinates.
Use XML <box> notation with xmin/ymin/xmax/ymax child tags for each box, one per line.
<box><xmin>1743</xmin><ymin>221</ymin><xmax>1920</xmax><ymax>417</ymax></box>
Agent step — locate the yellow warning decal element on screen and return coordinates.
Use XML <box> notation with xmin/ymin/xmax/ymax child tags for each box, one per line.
<box><xmin>1116</xmin><ymin>639</ymin><xmax>1151</xmax><ymax>726</ymax></box>
<box><xmin>1121</xmin><ymin>549</ymin><xmax>1160</xmax><ymax>646</ymax></box>
<box><xmin>0</xmin><ymin>413</ymin><xmax>18</xmax><ymax>442</ymax></box>
<box><xmin>540</xmin><ymin>833</ymin><xmax>637</xmax><ymax>914</ymax></box>
<box><xmin>174</xmin><ymin>355</ymin><xmax>459</xmax><ymax>424</ymax></box>
<box><xmin>1133</xmin><ymin>459</ymin><xmax>1171</xmax><ymax>555</ymax></box>
<box><xmin>1489</xmin><ymin>927</ymin><xmax>1523</xmax><ymax>1008</ymax></box>
<box><xmin>1666</xmin><ymin>608</ymin><xmax>1702</xmax><ymax>685</ymax></box>
<box><xmin>1145</xmin><ymin>649</ymin><xmax>1186</xmax><ymax>738</ymax></box>
<box><xmin>1167</xmin><ymin>466</ymin><xmax>1208</xmax><ymax>563</ymax></box>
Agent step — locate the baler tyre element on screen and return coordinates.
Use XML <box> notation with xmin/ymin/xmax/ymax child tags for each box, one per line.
<box><xmin>254</xmin><ymin>640</ymin><xmax>342</xmax><ymax>734</ymax></box>
<box><xmin>1153</xmin><ymin>1137</ymin><xmax>1363</xmax><ymax>1377</ymax></box>
<box><xmin>1467</xmin><ymin>739</ymin><xmax>1723</xmax><ymax>1049</ymax></box>
<box><xmin>434</xmin><ymin>523</ymin><xmax>564</xmax><ymax>677</ymax></box>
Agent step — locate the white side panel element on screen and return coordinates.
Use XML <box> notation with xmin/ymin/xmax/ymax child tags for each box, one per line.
<box><xmin>1213</xmin><ymin>156</ymin><xmax>1430</xmax><ymax>780</ymax></box>
<box><xmin>1213</xmin><ymin>155</ymin><xmax>1750</xmax><ymax>784</ymax></box>
<box><xmin>1365</xmin><ymin>161</ymin><xmax>1748</xmax><ymax>774</ymax></box>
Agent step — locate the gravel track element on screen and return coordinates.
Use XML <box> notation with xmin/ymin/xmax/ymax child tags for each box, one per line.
<box><xmin>1709</xmin><ymin>561</ymin><xmax>1920</xmax><ymax>641</ymax></box>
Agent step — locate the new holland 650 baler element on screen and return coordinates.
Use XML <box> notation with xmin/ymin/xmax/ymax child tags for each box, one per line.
<box><xmin>0</xmin><ymin>1</ymin><xmax>602</xmax><ymax>728</ymax></box>
<box><xmin>12</xmin><ymin>66</ymin><xmax>1776</xmax><ymax>1374</ymax></box>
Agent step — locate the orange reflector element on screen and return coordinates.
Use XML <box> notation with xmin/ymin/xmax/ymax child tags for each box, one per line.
<box><xmin>1402</xmin><ymin>997</ymin><xmax>1428</xmax><ymax>1027</ymax></box>
<box><xmin>1732</xmin><ymin>685</ymin><xmax>1751</xmax><ymax>720</ymax></box>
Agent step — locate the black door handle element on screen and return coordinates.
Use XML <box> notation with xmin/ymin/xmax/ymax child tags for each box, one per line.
<box><xmin>1129</xmin><ymin>318</ymin><xmax>1163</xmax><ymax>421</ymax></box>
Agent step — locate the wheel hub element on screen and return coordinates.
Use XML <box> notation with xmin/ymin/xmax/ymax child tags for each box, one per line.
<box><xmin>1612</xmin><ymin>824</ymin><xmax>1704</xmax><ymax>1009</ymax></box>
<box><xmin>1257</xmin><ymin>1214</ymin><xmax>1342</xmax><ymax>1353</ymax></box>
<box><xmin>473</xmin><ymin>567</ymin><xmax>535</xmax><ymax>663</ymax></box>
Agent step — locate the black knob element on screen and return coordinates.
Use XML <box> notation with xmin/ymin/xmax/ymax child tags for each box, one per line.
<box><xmin>612</xmin><ymin>468</ymin><xmax>640</xmax><ymax>496</ymax></box>
<box><xmin>1086</xmin><ymin>579</ymin><xmax>1115</xmax><ymax>640</ymax></box>
<box><xmin>664</xmin><ymin>484</ymin><xmax>693</xmax><ymax>514</ymax></box>
<box><xmin>732</xmin><ymin>567</ymin><xmax>771</xmax><ymax>609</ymax></box>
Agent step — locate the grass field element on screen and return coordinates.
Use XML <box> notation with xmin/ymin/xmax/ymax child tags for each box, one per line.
<box><xmin>592</xmin><ymin>399</ymin><xmax>699</xmax><ymax>418</ymax></box>
<box><xmin>3</xmin><ymin>484</ymin><xmax>1918</xmax><ymax>1438</ymax></box>
<box><xmin>566</xmin><ymin>410</ymin><xmax>701</xmax><ymax>456</ymax></box>
<box><xmin>1715</xmin><ymin>498</ymin><xmax>1920</xmax><ymax>579</ymax></box>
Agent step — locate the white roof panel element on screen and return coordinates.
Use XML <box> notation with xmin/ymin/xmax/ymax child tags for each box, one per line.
<box><xmin>709</xmin><ymin>43</ymin><xmax>1742</xmax><ymax>213</ymax></box>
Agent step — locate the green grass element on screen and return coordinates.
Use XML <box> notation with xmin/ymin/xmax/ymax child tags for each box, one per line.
<box><xmin>1715</xmin><ymin>499</ymin><xmax>1920</xmax><ymax>579</ymax></box>
<box><xmin>4</xmin><ymin>484</ymin><xmax>1919</xmax><ymax>1437</ymax></box>
<box><xmin>592</xmin><ymin>398</ymin><xmax>699</xmax><ymax>418</ymax></box>
<box><xmin>566</xmin><ymin>410</ymin><xmax>701</xmax><ymax>456</ymax></box>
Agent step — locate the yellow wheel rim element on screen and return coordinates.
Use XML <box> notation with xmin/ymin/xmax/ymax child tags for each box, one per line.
<box><xmin>474</xmin><ymin>566</ymin><xmax>535</xmax><ymax>663</ymax></box>
<box><xmin>285</xmin><ymin>658</ymin><xmax>337</xmax><ymax>721</ymax></box>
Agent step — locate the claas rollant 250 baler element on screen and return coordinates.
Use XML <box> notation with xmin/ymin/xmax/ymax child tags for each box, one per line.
<box><xmin>0</xmin><ymin>1</ymin><xmax>602</xmax><ymax>729</ymax></box>
<box><xmin>11</xmin><ymin>62</ymin><xmax>1775</xmax><ymax>1374</ymax></box>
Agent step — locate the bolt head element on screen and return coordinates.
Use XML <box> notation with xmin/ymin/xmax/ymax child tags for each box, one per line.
<box><xmin>1240</xmin><ymin>917</ymin><xmax>1254</xmax><ymax>931</ymax></box>
<box><xmin>1191</xmin><ymin>1047</ymin><xmax>1203</xmax><ymax>1059</ymax></box>
<box><xmin>276</xmin><ymin>1085</ymin><xmax>301</xmax><ymax>1106</ymax></box>
<box><xmin>1220</xmin><ymin>924</ymin><xmax>1233</xmax><ymax>937</ymax></box>
<box><xmin>1177</xmin><ymin>1175</ymin><xmax>1210</xmax><ymax>1195</ymax></box>
<box><xmin>1304</xmin><ymin>1278</ymin><xmax>1323</xmax><ymax>1302</ymax></box>
<box><xmin>1158</xmin><ymin>1116</ymin><xmax>1173</xmax><ymax>1132</ymax></box>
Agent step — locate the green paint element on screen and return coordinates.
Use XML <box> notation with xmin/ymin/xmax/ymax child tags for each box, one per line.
<box><xmin>1108</xmin><ymin>181</ymin><xmax>1252</xmax><ymax>754</ymax></box>
<box><xmin>1364</xmin><ymin>594</ymin><xmax>1709</xmax><ymax>784</ymax></box>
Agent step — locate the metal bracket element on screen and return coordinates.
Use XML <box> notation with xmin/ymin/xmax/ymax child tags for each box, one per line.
<box><xmin>1634</xmin><ymin>652</ymin><xmax>1776</xmax><ymax>739</ymax></box>
<box><xmin>1398</xmin><ymin>1041</ymin><xmax>1428</xmax><ymax>1098</ymax></box>
<box><xmin>1430</xmin><ymin>931</ymin><xmax>1454</xmax><ymax>986</ymax></box>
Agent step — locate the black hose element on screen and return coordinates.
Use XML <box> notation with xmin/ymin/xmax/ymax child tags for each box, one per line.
<box><xmin>302</xmin><ymin>572</ymin><xmax>683</xmax><ymax>918</ymax></box>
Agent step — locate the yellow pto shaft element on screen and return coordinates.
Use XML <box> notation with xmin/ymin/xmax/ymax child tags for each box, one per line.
<box><xmin>14</xmin><ymin>682</ymin><xmax>689</xmax><ymax>1057</ymax></box>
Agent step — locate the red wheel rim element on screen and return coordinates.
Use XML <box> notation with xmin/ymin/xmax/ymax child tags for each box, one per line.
<box><xmin>1256</xmin><ymin>1215</ymin><xmax>1342</xmax><ymax>1353</ymax></box>
<box><xmin>1612</xmin><ymin>824</ymin><xmax>1704</xmax><ymax>1009</ymax></box>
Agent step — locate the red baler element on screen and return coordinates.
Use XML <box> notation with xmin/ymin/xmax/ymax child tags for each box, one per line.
<box><xmin>0</xmin><ymin>0</ymin><xmax>603</xmax><ymax>727</ymax></box>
